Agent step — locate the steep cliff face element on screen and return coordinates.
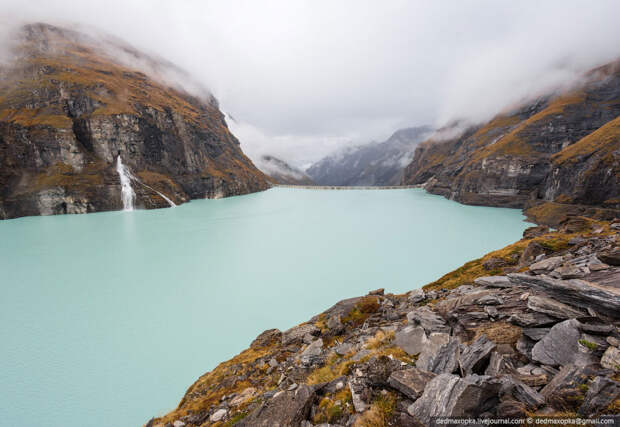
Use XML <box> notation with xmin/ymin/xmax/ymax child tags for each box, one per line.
<box><xmin>403</xmin><ymin>60</ymin><xmax>620</xmax><ymax>212</ymax></box>
<box><xmin>0</xmin><ymin>23</ymin><xmax>269</xmax><ymax>219</ymax></box>
<box><xmin>307</xmin><ymin>126</ymin><xmax>432</xmax><ymax>186</ymax></box>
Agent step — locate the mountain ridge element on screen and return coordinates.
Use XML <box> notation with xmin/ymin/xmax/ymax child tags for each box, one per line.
<box><xmin>0</xmin><ymin>23</ymin><xmax>270</xmax><ymax>219</ymax></box>
<box><xmin>256</xmin><ymin>155</ymin><xmax>315</xmax><ymax>185</ymax></box>
<box><xmin>307</xmin><ymin>126</ymin><xmax>432</xmax><ymax>186</ymax></box>
<box><xmin>402</xmin><ymin>59</ymin><xmax>620</xmax><ymax>225</ymax></box>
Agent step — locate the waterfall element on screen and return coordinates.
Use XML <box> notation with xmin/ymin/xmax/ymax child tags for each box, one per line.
<box><xmin>116</xmin><ymin>156</ymin><xmax>136</xmax><ymax>211</ymax></box>
<box><xmin>116</xmin><ymin>155</ymin><xmax>176</xmax><ymax>210</ymax></box>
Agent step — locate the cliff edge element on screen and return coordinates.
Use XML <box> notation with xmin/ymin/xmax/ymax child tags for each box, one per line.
<box><xmin>0</xmin><ymin>23</ymin><xmax>270</xmax><ymax>219</ymax></box>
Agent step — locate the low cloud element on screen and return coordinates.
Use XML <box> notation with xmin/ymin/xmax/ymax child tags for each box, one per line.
<box><xmin>2</xmin><ymin>0</ymin><xmax>619</xmax><ymax>164</ymax></box>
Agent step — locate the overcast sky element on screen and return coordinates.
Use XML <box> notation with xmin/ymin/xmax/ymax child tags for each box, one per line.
<box><xmin>2</xmin><ymin>0</ymin><xmax>620</xmax><ymax>166</ymax></box>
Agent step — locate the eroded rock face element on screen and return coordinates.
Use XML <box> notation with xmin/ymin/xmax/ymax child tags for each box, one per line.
<box><xmin>407</xmin><ymin>374</ymin><xmax>502</xmax><ymax>425</ymax></box>
<box><xmin>0</xmin><ymin>23</ymin><xmax>269</xmax><ymax>219</ymax></box>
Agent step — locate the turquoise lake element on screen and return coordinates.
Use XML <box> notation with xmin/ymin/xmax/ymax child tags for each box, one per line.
<box><xmin>0</xmin><ymin>188</ymin><xmax>529</xmax><ymax>427</ymax></box>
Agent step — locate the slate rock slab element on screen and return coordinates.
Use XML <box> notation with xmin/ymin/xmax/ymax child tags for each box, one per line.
<box><xmin>387</xmin><ymin>367</ymin><xmax>436</xmax><ymax>400</ymax></box>
<box><xmin>459</xmin><ymin>335</ymin><xmax>496</xmax><ymax>375</ymax></box>
<box><xmin>237</xmin><ymin>385</ymin><xmax>315</xmax><ymax>426</ymax></box>
<box><xmin>531</xmin><ymin>319</ymin><xmax>597</xmax><ymax>367</ymax></box>
<box><xmin>407</xmin><ymin>374</ymin><xmax>501</xmax><ymax>425</ymax></box>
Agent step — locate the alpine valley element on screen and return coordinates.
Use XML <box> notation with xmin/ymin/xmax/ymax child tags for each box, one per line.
<box><xmin>0</xmin><ymin>18</ymin><xmax>618</xmax><ymax>427</ymax></box>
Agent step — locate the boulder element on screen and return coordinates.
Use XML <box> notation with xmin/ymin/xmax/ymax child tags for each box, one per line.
<box><xmin>523</xmin><ymin>226</ymin><xmax>549</xmax><ymax>239</ymax></box>
<box><xmin>281</xmin><ymin>324</ymin><xmax>320</xmax><ymax>345</ymax></box>
<box><xmin>334</xmin><ymin>342</ymin><xmax>354</xmax><ymax>356</ymax></box>
<box><xmin>508</xmin><ymin>273</ymin><xmax>620</xmax><ymax>319</ymax></box>
<box><xmin>407</xmin><ymin>306</ymin><xmax>450</xmax><ymax>333</ymax></box>
<box><xmin>387</xmin><ymin>367</ymin><xmax>436</xmax><ymax>400</ymax></box>
<box><xmin>474</xmin><ymin>276</ymin><xmax>511</xmax><ymax>288</ymax></box>
<box><xmin>230</xmin><ymin>387</ymin><xmax>257</xmax><ymax>406</ymax></box>
<box><xmin>598</xmin><ymin>249</ymin><xmax>620</xmax><ymax>266</ymax></box>
<box><xmin>348</xmin><ymin>379</ymin><xmax>368</xmax><ymax>413</ymax></box>
<box><xmin>531</xmin><ymin>319</ymin><xmax>598</xmax><ymax>367</ymax></box>
<box><xmin>237</xmin><ymin>385</ymin><xmax>315</xmax><ymax>426</ymax></box>
<box><xmin>526</xmin><ymin>295</ymin><xmax>585</xmax><ymax>319</ymax></box>
<box><xmin>326</xmin><ymin>315</ymin><xmax>344</xmax><ymax>335</ymax></box>
<box><xmin>407</xmin><ymin>374</ymin><xmax>501</xmax><ymax>425</ymax></box>
<box><xmin>300</xmin><ymin>338</ymin><xmax>324</xmax><ymax>366</ymax></box>
<box><xmin>514</xmin><ymin>373</ymin><xmax>549</xmax><ymax>387</ymax></box>
<box><xmin>507</xmin><ymin>312</ymin><xmax>556</xmax><ymax>327</ymax></box>
<box><xmin>394</xmin><ymin>326</ymin><xmax>428</xmax><ymax>356</ymax></box>
<box><xmin>500</xmin><ymin>376</ymin><xmax>545</xmax><ymax>409</ymax></box>
<box><xmin>600</xmin><ymin>346</ymin><xmax>620</xmax><ymax>371</ymax></box>
<box><xmin>210</xmin><ymin>409</ymin><xmax>227</xmax><ymax>422</ymax></box>
<box><xmin>529</xmin><ymin>257</ymin><xmax>564</xmax><ymax>274</ymax></box>
<box><xmin>459</xmin><ymin>335</ymin><xmax>496</xmax><ymax>375</ymax></box>
<box><xmin>551</xmin><ymin>265</ymin><xmax>589</xmax><ymax>279</ymax></box>
<box><xmin>362</xmin><ymin>355</ymin><xmax>405</xmax><ymax>387</ymax></box>
<box><xmin>409</xmin><ymin>288</ymin><xmax>426</xmax><ymax>303</ymax></box>
<box><xmin>482</xmin><ymin>257</ymin><xmax>508</xmax><ymax>270</ymax></box>
<box><xmin>519</xmin><ymin>241</ymin><xmax>551</xmax><ymax>266</ymax></box>
<box><xmin>516</xmin><ymin>335</ymin><xmax>536</xmax><ymax>359</ymax></box>
<box><xmin>578</xmin><ymin>376</ymin><xmax>620</xmax><ymax>417</ymax></box>
<box><xmin>540</xmin><ymin>364</ymin><xmax>598</xmax><ymax>412</ymax></box>
<box><xmin>485</xmin><ymin>352</ymin><xmax>513</xmax><ymax>376</ymax></box>
<box><xmin>417</xmin><ymin>336</ymin><xmax>460</xmax><ymax>374</ymax></box>
<box><xmin>476</xmin><ymin>294</ymin><xmax>504</xmax><ymax>305</ymax></box>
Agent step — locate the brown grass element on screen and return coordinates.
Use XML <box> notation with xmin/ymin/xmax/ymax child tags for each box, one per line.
<box><xmin>473</xmin><ymin>322</ymin><xmax>522</xmax><ymax>345</ymax></box>
<box><xmin>552</xmin><ymin>115</ymin><xmax>620</xmax><ymax>164</ymax></box>
<box><xmin>342</xmin><ymin>296</ymin><xmax>380</xmax><ymax>326</ymax></box>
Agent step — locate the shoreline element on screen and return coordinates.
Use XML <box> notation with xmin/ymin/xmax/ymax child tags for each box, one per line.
<box><xmin>149</xmin><ymin>213</ymin><xmax>620</xmax><ymax>426</ymax></box>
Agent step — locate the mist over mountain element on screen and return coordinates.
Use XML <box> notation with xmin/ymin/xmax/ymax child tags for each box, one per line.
<box><xmin>403</xmin><ymin>59</ymin><xmax>620</xmax><ymax>222</ymax></box>
<box><xmin>3</xmin><ymin>1</ymin><xmax>620</xmax><ymax>164</ymax></box>
<box><xmin>306</xmin><ymin>126</ymin><xmax>432</xmax><ymax>186</ymax></box>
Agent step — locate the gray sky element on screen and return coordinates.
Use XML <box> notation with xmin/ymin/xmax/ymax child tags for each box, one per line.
<box><xmin>2</xmin><ymin>0</ymin><xmax>620</xmax><ymax>165</ymax></box>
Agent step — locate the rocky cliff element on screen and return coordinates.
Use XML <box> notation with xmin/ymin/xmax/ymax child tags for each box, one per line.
<box><xmin>402</xmin><ymin>60</ymin><xmax>620</xmax><ymax>222</ymax></box>
<box><xmin>148</xmin><ymin>217</ymin><xmax>620</xmax><ymax>426</ymax></box>
<box><xmin>0</xmin><ymin>23</ymin><xmax>270</xmax><ymax>219</ymax></box>
<box><xmin>307</xmin><ymin>126</ymin><xmax>432</xmax><ymax>186</ymax></box>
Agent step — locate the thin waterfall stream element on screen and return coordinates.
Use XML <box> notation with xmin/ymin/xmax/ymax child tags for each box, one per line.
<box><xmin>116</xmin><ymin>156</ymin><xmax>136</xmax><ymax>211</ymax></box>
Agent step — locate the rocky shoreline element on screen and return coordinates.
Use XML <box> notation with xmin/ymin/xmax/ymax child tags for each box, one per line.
<box><xmin>149</xmin><ymin>216</ymin><xmax>620</xmax><ymax>426</ymax></box>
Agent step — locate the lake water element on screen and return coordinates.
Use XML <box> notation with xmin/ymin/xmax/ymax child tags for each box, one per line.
<box><xmin>0</xmin><ymin>188</ymin><xmax>528</xmax><ymax>427</ymax></box>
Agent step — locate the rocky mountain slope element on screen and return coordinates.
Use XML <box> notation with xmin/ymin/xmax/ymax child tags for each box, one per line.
<box><xmin>402</xmin><ymin>60</ymin><xmax>620</xmax><ymax>223</ymax></box>
<box><xmin>255</xmin><ymin>155</ymin><xmax>315</xmax><ymax>185</ymax></box>
<box><xmin>0</xmin><ymin>23</ymin><xmax>269</xmax><ymax>219</ymax></box>
<box><xmin>148</xmin><ymin>217</ymin><xmax>620</xmax><ymax>426</ymax></box>
<box><xmin>307</xmin><ymin>126</ymin><xmax>431</xmax><ymax>186</ymax></box>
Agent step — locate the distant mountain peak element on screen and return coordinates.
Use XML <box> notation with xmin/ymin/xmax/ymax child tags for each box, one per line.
<box><xmin>306</xmin><ymin>125</ymin><xmax>432</xmax><ymax>186</ymax></box>
<box><xmin>257</xmin><ymin>155</ymin><xmax>315</xmax><ymax>185</ymax></box>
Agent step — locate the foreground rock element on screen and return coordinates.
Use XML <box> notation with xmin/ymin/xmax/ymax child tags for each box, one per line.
<box><xmin>148</xmin><ymin>220</ymin><xmax>619</xmax><ymax>426</ymax></box>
